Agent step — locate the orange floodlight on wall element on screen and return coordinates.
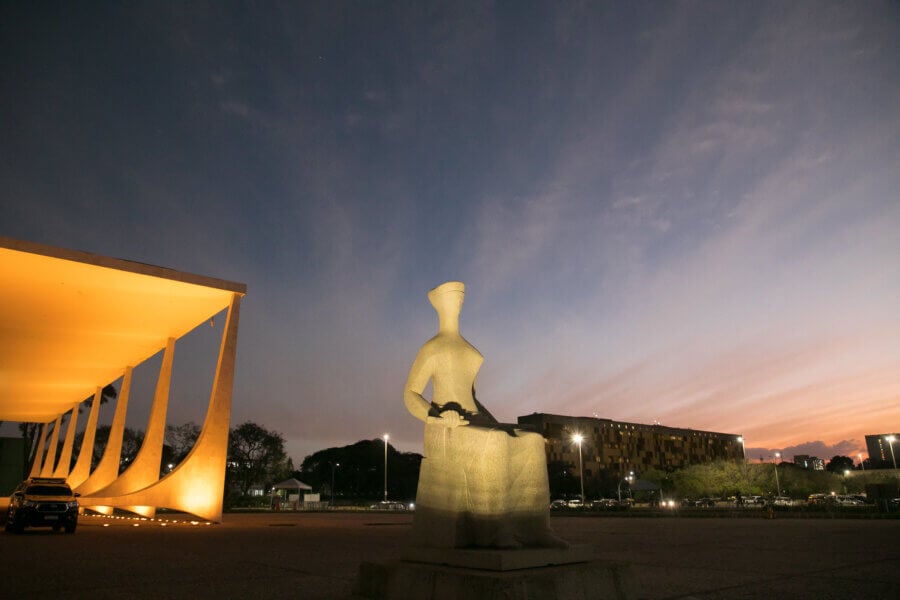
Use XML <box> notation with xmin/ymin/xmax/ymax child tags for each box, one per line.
<box><xmin>0</xmin><ymin>237</ymin><xmax>246</xmax><ymax>522</ymax></box>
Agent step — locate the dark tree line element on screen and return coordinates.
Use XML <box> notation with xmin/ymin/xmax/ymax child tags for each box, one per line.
<box><xmin>548</xmin><ymin>460</ymin><xmax>631</xmax><ymax>499</ymax></box>
<box><xmin>299</xmin><ymin>439</ymin><xmax>422</xmax><ymax>503</ymax></box>
<box><xmin>546</xmin><ymin>455</ymin><xmax>895</xmax><ymax>501</ymax></box>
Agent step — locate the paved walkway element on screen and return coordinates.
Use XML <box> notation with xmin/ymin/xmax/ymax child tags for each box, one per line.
<box><xmin>2</xmin><ymin>511</ymin><xmax>897</xmax><ymax>599</ymax></box>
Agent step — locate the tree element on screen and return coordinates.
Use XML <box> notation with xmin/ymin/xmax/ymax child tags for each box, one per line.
<box><xmin>547</xmin><ymin>460</ymin><xmax>579</xmax><ymax>499</ymax></box>
<box><xmin>83</xmin><ymin>383</ymin><xmax>118</xmax><ymax>412</ymax></box>
<box><xmin>164</xmin><ymin>421</ymin><xmax>201</xmax><ymax>467</ymax></box>
<box><xmin>825</xmin><ymin>455</ymin><xmax>855</xmax><ymax>473</ymax></box>
<box><xmin>640</xmin><ymin>467</ymin><xmax>676</xmax><ymax>497</ymax></box>
<box><xmin>227</xmin><ymin>421</ymin><xmax>290</xmax><ymax>497</ymax></box>
<box><xmin>299</xmin><ymin>439</ymin><xmax>422</xmax><ymax>502</ymax></box>
<box><xmin>119</xmin><ymin>428</ymin><xmax>145</xmax><ymax>473</ymax></box>
<box><xmin>71</xmin><ymin>426</ymin><xmax>144</xmax><ymax>473</ymax></box>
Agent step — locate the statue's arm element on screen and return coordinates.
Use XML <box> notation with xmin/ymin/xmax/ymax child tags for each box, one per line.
<box><xmin>403</xmin><ymin>350</ymin><xmax>433</xmax><ymax>422</ymax></box>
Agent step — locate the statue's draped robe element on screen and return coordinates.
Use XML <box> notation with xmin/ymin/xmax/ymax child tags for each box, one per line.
<box><xmin>412</xmin><ymin>419</ymin><xmax>552</xmax><ymax>548</ymax></box>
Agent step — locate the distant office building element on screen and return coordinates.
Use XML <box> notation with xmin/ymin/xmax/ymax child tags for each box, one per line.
<box><xmin>793</xmin><ymin>455</ymin><xmax>825</xmax><ymax>471</ymax></box>
<box><xmin>865</xmin><ymin>433</ymin><xmax>899</xmax><ymax>469</ymax></box>
<box><xmin>517</xmin><ymin>413</ymin><xmax>744</xmax><ymax>477</ymax></box>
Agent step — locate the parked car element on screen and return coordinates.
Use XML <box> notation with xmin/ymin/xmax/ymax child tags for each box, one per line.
<box><xmin>694</xmin><ymin>497</ymin><xmax>717</xmax><ymax>507</ymax></box>
<box><xmin>833</xmin><ymin>495</ymin><xmax>864</xmax><ymax>506</ymax></box>
<box><xmin>773</xmin><ymin>496</ymin><xmax>793</xmax><ymax>507</ymax></box>
<box><xmin>368</xmin><ymin>501</ymin><xmax>411</xmax><ymax>511</ymax></box>
<box><xmin>5</xmin><ymin>477</ymin><xmax>79</xmax><ymax>534</ymax></box>
<box><xmin>807</xmin><ymin>493</ymin><xmax>829</xmax><ymax>506</ymax></box>
<box><xmin>566</xmin><ymin>498</ymin><xmax>584</xmax><ymax>509</ymax></box>
<box><xmin>591</xmin><ymin>498</ymin><xmax>619</xmax><ymax>509</ymax></box>
<box><xmin>550</xmin><ymin>499</ymin><xmax>568</xmax><ymax>510</ymax></box>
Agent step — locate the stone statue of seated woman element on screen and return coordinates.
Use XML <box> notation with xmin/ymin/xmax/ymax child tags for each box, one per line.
<box><xmin>403</xmin><ymin>281</ymin><xmax>566</xmax><ymax>549</ymax></box>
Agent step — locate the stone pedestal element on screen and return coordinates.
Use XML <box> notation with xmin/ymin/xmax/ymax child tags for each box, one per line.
<box><xmin>355</xmin><ymin>546</ymin><xmax>639</xmax><ymax>600</ymax></box>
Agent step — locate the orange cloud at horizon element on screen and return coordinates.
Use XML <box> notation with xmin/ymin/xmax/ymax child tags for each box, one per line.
<box><xmin>509</xmin><ymin>326</ymin><xmax>900</xmax><ymax>460</ymax></box>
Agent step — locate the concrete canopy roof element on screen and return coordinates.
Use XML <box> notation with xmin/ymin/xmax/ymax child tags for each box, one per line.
<box><xmin>0</xmin><ymin>237</ymin><xmax>246</xmax><ymax>423</ymax></box>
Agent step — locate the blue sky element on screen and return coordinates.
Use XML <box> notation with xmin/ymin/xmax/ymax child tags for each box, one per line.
<box><xmin>3</xmin><ymin>2</ymin><xmax>899</xmax><ymax>465</ymax></box>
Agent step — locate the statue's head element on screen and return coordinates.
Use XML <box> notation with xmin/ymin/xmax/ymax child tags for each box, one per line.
<box><xmin>428</xmin><ymin>281</ymin><xmax>465</xmax><ymax>316</ymax></box>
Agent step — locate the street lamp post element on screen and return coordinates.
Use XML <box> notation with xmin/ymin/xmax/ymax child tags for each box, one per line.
<box><xmin>773</xmin><ymin>452</ymin><xmax>782</xmax><ymax>496</ymax></box>
<box><xmin>383</xmin><ymin>433</ymin><xmax>390</xmax><ymax>501</ymax></box>
<box><xmin>618</xmin><ymin>471</ymin><xmax>634</xmax><ymax>503</ymax></box>
<box><xmin>858</xmin><ymin>453</ymin><xmax>865</xmax><ymax>471</ymax></box>
<box><xmin>737</xmin><ymin>436</ymin><xmax>745</xmax><ymax>461</ymax></box>
<box><xmin>573</xmin><ymin>434</ymin><xmax>585</xmax><ymax>506</ymax></box>
<box><xmin>887</xmin><ymin>435</ymin><xmax>897</xmax><ymax>470</ymax></box>
<box><xmin>330</xmin><ymin>462</ymin><xmax>340</xmax><ymax>506</ymax></box>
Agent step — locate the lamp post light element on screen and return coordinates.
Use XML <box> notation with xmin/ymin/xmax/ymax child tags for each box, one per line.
<box><xmin>330</xmin><ymin>462</ymin><xmax>340</xmax><ymax>507</ymax></box>
<box><xmin>737</xmin><ymin>436</ymin><xmax>745</xmax><ymax>460</ymax></box>
<box><xmin>858</xmin><ymin>453</ymin><xmax>865</xmax><ymax>471</ymax></box>
<box><xmin>773</xmin><ymin>452</ymin><xmax>782</xmax><ymax>496</ymax></box>
<box><xmin>618</xmin><ymin>470</ymin><xmax>634</xmax><ymax>503</ymax></box>
<box><xmin>843</xmin><ymin>469</ymin><xmax>851</xmax><ymax>494</ymax></box>
<box><xmin>573</xmin><ymin>434</ymin><xmax>585</xmax><ymax>506</ymax></box>
<box><xmin>383</xmin><ymin>434</ymin><xmax>390</xmax><ymax>501</ymax></box>
<box><xmin>887</xmin><ymin>435</ymin><xmax>897</xmax><ymax>470</ymax></box>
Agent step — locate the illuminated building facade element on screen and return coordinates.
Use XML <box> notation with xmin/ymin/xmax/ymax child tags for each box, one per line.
<box><xmin>792</xmin><ymin>455</ymin><xmax>825</xmax><ymax>471</ymax></box>
<box><xmin>517</xmin><ymin>412</ymin><xmax>744</xmax><ymax>476</ymax></box>
<box><xmin>0</xmin><ymin>238</ymin><xmax>245</xmax><ymax>522</ymax></box>
<box><xmin>865</xmin><ymin>433</ymin><xmax>900</xmax><ymax>469</ymax></box>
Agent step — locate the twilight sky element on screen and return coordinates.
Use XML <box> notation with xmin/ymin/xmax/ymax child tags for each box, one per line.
<box><xmin>2</xmin><ymin>2</ymin><xmax>899</xmax><ymax>466</ymax></box>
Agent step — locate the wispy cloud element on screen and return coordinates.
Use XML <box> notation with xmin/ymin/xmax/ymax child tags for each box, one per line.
<box><xmin>3</xmin><ymin>2</ymin><xmax>898</xmax><ymax>464</ymax></box>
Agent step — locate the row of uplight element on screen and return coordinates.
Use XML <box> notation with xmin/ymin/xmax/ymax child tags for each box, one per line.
<box><xmin>87</xmin><ymin>513</ymin><xmax>211</xmax><ymax>528</ymax></box>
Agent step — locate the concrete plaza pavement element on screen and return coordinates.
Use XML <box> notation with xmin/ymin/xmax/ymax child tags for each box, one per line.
<box><xmin>2</xmin><ymin>511</ymin><xmax>897</xmax><ymax>599</ymax></box>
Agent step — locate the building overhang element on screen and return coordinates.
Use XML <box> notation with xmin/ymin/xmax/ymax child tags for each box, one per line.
<box><xmin>0</xmin><ymin>237</ymin><xmax>246</xmax><ymax>423</ymax></box>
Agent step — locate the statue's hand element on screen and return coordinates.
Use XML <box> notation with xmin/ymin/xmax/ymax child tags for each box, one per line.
<box><xmin>427</xmin><ymin>410</ymin><xmax>469</xmax><ymax>428</ymax></box>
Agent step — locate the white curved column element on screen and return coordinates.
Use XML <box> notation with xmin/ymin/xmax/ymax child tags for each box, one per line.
<box><xmin>52</xmin><ymin>403</ymin><xmax>81</xmax><ymax>478</ymax></box>
<box><xmin>84</xmin><ymin>294</ymin><xmax>241</xmax><ymax>522</ymax></box>
<box><xmin>77</xmin><ymin>367</ymin><xmax>132</xmax><ymax>501</ymax></box>
<box><xmin>27</xmin><ymin>421</ymin><xmax>50</xmax><ymax>478</ymax></box>
<box><xmin>68</xmin><ymin>387</ymin><xmax>103</xmax><ymax>488</ymax></box>
<box><xmin>39</xmin><ymin>415</ymin><xmax>63</xmax><ymax>477</ymax></box>
<box><xmin>90</xmin><ymin>339</ymin><xmax>174</xmax><ymax>517</ymax></box>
